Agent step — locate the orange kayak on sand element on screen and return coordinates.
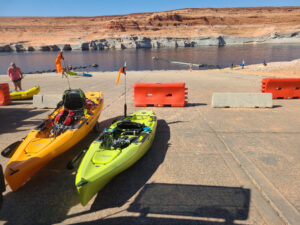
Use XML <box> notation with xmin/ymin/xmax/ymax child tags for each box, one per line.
<box><xmin>4</xmin><ymin>89</ymin><xmax>104</xmax><ymax>191</ymax></box>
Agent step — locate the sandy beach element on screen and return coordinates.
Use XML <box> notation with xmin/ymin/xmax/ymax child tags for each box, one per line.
<box><xmin>227</xmin><ymin>58</ymin><xmax>300</xmax><ymax>78</ymax></box>
<box><xmin>0</xmin><ymin>59</ymin><xmax>299</xmax><ymax>224</ymax></box>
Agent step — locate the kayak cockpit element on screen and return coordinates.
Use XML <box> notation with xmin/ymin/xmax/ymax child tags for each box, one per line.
<box><xmin>33</xmin><ymin>89</ymin><xmax>100</xmax><ymax>138</ymax></box>
<box><xmin>95</xmin><ymin>120</ymin><xmax>149</xmax><ymax>150</ymax></box>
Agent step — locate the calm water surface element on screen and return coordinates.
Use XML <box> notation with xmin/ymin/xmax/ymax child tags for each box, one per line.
<box><xmin>1</xmin><ymin>44</ymin><xmax>300</xmax><ymax>74</ymax></box>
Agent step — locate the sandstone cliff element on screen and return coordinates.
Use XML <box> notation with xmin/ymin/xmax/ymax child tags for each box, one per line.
<box><xmin>0</xmin><ymin>7</ymin><xmax>300</xmax><ymax>51</ymax></box>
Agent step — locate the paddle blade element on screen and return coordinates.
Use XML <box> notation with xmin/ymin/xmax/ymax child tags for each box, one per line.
<box><xmin>67</xmin><ymin>150</ymin><xmax>86</xmax><ymax>170</ymax></box>
<box><xmin>1</xmin><ymin>140</ymin><xmax>22</xmax><ymax>158</ymax></box>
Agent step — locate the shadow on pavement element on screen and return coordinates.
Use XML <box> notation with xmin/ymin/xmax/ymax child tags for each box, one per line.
<box><xmin>72</xmin><ymin>216</ymin><xmax>244</xmax><ymax>225</ymax></box>
<box><xmin>167</xmin><ymin>120</ymin><xmax>187</xmax><ymax>125</ymax></box>
<box><xmin>72</xmin><ymin>183</ymin><xmax>250</xmax><ymax>225</ymax></box>
<box><xmin>0</xmin><ymin>107</ymin><xmax>49</xmax><ymax>134</ymax></box>
<box><xmin>0</xmin><ymin>117</ymin><xmax>119</xmax><ymax>224</ymax></box>
<box><xmin>186</xmin><ymin>103</ymin><xmax>207</xmax><ymax>107</ymax></box>
<box><xmin>1</xmin><ymin>117</ymin><xmax>251</xmax><ymax>225</ymax></box>
<box><xmin>129</xmin><ymin>183</ymin><xmax>250</xmax><ymax>223</ymax></box>
<box><xmin>0</xmin><ymin>164</ymin><xmax>5</xmax><ymax>211</ymax></box>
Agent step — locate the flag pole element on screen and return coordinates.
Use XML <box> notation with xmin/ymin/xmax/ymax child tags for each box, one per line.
<box><xmin>124</xmin><ymin>62</ymin><xmax>127</xmax><ymax>117</ymax></box>
<box><xmin>116</xmin><ymin>62</ymin><xmax>127</xmax><ymax>117</ymax></box>
<box><xmin>62</xmin><ymin>59</ymin><xmax>71</xmax><ymax>89</ymax></box>
<box><xmin>66</xmin><ymin>72</ymin><xmax>71</xmax><ymax>90</ymax></box>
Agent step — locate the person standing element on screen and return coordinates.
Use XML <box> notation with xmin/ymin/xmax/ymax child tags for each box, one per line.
<box><xmin>55</xmin><ymin>50</ymin><xmax>67</xmax><ymax>78</ymax></box>
<box><xmin>263</xmin><ymin>60</ymin><xmax>267</xmax><ymax>66</ymax></box>
<box><xmin>242</xmin><ymin>59</ymin><xmax>245</xmax><ymax>69</ymax></box>
<box><xmin>7</xmin><ymin>62</ymin><xmax>23</xmax><ymax>91</ymax></box>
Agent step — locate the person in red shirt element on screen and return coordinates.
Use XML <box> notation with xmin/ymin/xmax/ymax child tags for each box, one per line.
<box><xmin>7</xmin><ymin>62</ymin><xmax>23</xmax><ymax>91</ymax></box>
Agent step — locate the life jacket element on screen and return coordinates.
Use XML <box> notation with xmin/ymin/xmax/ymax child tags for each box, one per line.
<box><xmin>54</xmin><ymin>110</ymin><xmax>68</xmax><ymax>124</ymax></box>
<box><xmin>54</xmin><ymin>109</ymin><xmax>75</xmax><ymax>126</ymax></box>
<box><xmin>63</xmin><ymin>110</ymin><xmax>75</xmax><ymax>126</ymax></box>
<box><xmin>53</xmin><ymin>89</ymin><xmax>87</xmax><ymax>127</ymax></box>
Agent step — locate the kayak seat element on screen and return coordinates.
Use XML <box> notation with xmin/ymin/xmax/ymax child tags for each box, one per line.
<box><xmin>115</xmin><ymin>121</ymin><xmax>145</xmax><ymax>135</ymax></box>
<box><xmin>117</xmin><ymin>121</ymin><xmax>144</xmax><ymax>130</ymax></box>
<box><xmin>63</xmin><ymin>89</ymin><xmax>86</xmax><ymax>111</ymax></box>
<box><xmin>92</xmin><ymin>150</ymin><xmax>120</xmax><ymax>164</ymax></box>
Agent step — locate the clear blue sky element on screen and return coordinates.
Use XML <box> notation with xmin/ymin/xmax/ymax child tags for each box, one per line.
<box><xmin>0</xmin><ymin>0</ymin><xmax>299</xmax><ymax>17</ymax></box>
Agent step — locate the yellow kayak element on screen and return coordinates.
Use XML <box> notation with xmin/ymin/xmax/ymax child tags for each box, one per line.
<box><xmin>5</xmin><ymin>89</ymin><xmax>104</xmax><ymax>191</ymax></box>
<box><xmin>10</xmin><ymin>86</ymin><xmax>40</xmax><ymax>100</ymax></box>
<box><xmin>76</xmin><ymin>110</ymin><xmax>157</xmax><ymax>205</ymax></box>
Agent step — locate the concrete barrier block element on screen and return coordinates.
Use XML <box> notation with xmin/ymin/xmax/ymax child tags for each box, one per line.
<box><xmin>33</xmin><ymin>94</ymin><xmax>62</xmax><ymax>108</ymax></box>
<box><xmin>212</xmin><ymin>93</ymin><xmax>273</xmax><ymax>108</ymax></box>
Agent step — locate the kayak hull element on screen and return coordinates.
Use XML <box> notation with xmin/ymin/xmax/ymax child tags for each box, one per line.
<box><xmin>5</xmin><ymin>91</ymin><xmax>104</xmax><ymax>191</ymax></box>
<box><xmin>10</xmin><ymin>86</ymin><xmax>40</xmax><ymax>100</ymax></box>
<box><xmin>76</xmin><ymin>110</ymin><xmax>157</xmax><ymax>206</ymax></box>
<box><xmin>66</xmin><ymin>71</ymin><xmax>92</xmax><ymax>77</ymax></box>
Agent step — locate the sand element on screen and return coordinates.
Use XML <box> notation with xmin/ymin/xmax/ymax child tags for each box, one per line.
<box><xmin>227</xmin><ymin>58</ymin><xmax>300</xmax><ymax>77</ymax></box>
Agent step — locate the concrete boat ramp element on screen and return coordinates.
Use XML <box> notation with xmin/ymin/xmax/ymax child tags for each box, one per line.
<box><xmin>0</xmin><ymin>70</ymin><xmax>299</xmax><ymax>224</ymax></box>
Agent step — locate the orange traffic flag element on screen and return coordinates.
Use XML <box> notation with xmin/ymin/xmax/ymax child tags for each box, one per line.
<box><xmin>116</xmin><ymin>66</ymin><xmax>126</xmax><ymax>85</ymax></box>
<box><xmin>55</xmin><ymin>52</ymin><xmax>64</xmax><ymax>73</ymax></box>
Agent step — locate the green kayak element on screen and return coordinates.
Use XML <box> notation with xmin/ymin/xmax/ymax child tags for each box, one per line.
<box><xmin>75</xmin><ymin>110</ymin><xmax>157</xmax><ymax>206</ymax></box>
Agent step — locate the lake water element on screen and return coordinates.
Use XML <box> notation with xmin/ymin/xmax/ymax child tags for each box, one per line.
<box><xmin>1</xmin><ymin>44</ymin><xmax>300</xmax><ymax>74</ymax></box>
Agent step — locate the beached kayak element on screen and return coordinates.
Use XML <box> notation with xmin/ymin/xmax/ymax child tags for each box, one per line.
<box><xmin>76</xmin><ymin>110</ymin><xmax>157</xmax><ymax>206</ymax></box>
<box><xmin>10</xmin><ymin>86</ymin><xmax>40</xmax><ymax>100</ymax></box>
<box><xmin>4</xmin><ymin>89</ymin><xmax>104</xmax><ymax>191</ymax></box>
<box><xmin>66</xmin><ymin>71</ymin><xmax>92</xmax><ymax>77</ymax></box>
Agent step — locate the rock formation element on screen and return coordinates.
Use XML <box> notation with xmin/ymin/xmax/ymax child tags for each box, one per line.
<box><xmin>0</xmin><ymin>7</ymin><xmax>300</xmax><ymax>52</ymax></box>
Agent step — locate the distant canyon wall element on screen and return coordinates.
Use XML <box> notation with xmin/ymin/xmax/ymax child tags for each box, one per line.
<box><xmin>1</xmin><ymin>32</ymin><xmax>300</xmax><ymax>52</ymax></box>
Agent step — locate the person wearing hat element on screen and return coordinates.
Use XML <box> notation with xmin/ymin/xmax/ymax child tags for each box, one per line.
<box><xmin>7</xmin><ymin>62</ymin><xmax>23</xmax><ymax>91</ymax></box>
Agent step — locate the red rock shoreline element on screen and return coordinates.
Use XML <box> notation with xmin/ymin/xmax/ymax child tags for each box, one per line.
<box><xmin>1</xmin><ymin>7</ymin><xmax>299</xmax><ymax>49</ymax></box>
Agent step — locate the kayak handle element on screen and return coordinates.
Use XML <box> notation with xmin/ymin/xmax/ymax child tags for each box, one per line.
<box><xmin>76</xmin><ymin>178</ymin><xmax>88</xmax><ymax>187</ymax></box>
<box><xmin>9</xmin><ymin>168</ymin><xmax>19</xmax><ymax>176</ymax></box>
<box><xmin>1</xmin><ymin>139</ymin><xmax>24</xmax><ymax>158</ymax></box>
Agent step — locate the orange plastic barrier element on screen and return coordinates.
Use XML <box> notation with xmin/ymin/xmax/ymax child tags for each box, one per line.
<box><xmin>261</xmin><ymin>78</ymin><xmax>300</xmax><ymax>99</ymax></box>
<box><xmin>133</xmin><ymin>83</ymin><xmax>188</xmax><ymax>107</ymax></box>
<box><xmin>0</xmin><ymin>83</ymin><xmax>11</xmax><ymax>105</ymax></box>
